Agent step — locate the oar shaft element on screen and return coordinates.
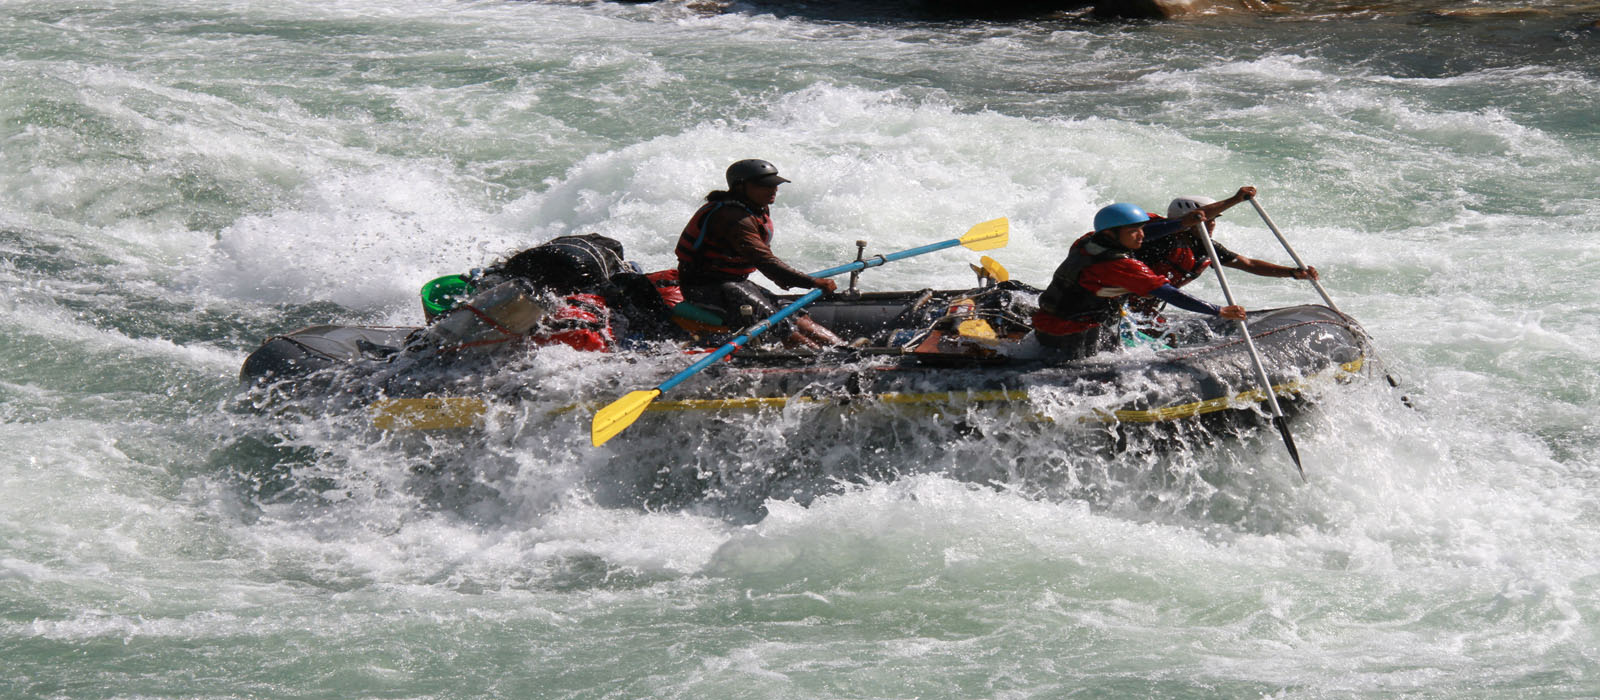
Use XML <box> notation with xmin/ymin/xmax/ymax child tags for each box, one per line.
<box><xmin>1195</xmin><ymin>215</ymin><xmax>1304</xmax><ymax>478</ymax></box>
<box><xmin>1246</xmin><ymin>197</ymin><xmax>1339</xmax><ymax>311</ymax></box>
<box><xmin>1249</xmin><ymin>196</ymin><xmax>1409</xmax><ymax>404</ymax></box>
<box><xmin>1197</xmin><ymin>233</ymin><xmax>1274</xmax><ymax>408</ymax></box>
<box><xmin>1200</xmin><ymin>249</ymin><xmax>1287</xmax><ymax>419</ymax></box>
<box><xmin>658</xmin><ymin>288</ymin><xmax>825</xmax><ymax>393</ymax></box>
<box><xmin>809</xmin><ymin>239</ymin><xmax>960</xmax><ymax>278</ymax></box>
<box><xmin>657</xmin><ymin>232</ymin><xmax>987</xmax><ymax>394</ymax></box>
<box><xmin>667</xmin><ymin>234</ymin><xmax>978</xmax><ymax>387</ymax></box>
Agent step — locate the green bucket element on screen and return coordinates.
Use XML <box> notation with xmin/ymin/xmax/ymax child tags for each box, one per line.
<box><xmin>420</xmin><ymin>274</ymin><xmax>476</xmax><ymax>321</ymax></box>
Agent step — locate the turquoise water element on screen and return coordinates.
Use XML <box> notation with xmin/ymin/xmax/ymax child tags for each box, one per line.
<box><xmin>3</xmin><ymin>1</ymin><xmax>1598</xmax><ymax>697</ymax></box>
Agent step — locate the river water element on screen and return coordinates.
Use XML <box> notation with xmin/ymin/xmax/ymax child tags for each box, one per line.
<box><xmin>3</xmin><ymin>1</ymin><xmax>1598</xmax><ymax>697</ymax></box>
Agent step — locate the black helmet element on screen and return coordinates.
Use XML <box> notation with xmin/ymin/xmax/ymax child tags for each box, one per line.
<box><xmin>725</xmin><ymin>159</ymin><xmax>791</xmax><ymax>188</ymax></box>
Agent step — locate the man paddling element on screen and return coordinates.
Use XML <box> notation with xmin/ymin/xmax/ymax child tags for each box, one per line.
<box><xmin>1032</xmin><ymin>203</ymin><xmax>1245</xmax><ymax>359</ymax></box>
<box><xmin>675</xmin><ymin>159</ymin><xmax>843</xmax><ymax>348</ymax></box>
<box><xmin>1131</xmin><ymin>187</ymin><xmax>1318</xmax><ymax>316</ymax></box>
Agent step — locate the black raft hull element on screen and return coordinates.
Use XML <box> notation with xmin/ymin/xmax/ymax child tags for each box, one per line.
<box><xmin>652</xmin><ymin>301</ymin><xmax>1367</xmax><ymax>427</ymax></box>
<box><xmin>238</xmin><ymin>282</ymin><xmax>1374</xmax><ymax>434</ymax></box>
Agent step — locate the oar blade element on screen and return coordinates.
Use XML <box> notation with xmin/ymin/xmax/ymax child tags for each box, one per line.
<box><xmin>959</xmin><ymin>217</ymin><xmax>1009</xmax><ymax>251</ymax></box>
<box><xmin>979</xmin><ymin>255</ymin><xmax>1009</xmax><ymax>282</ymax></box>
<box><xmin>1273</xmin><ymin>415</ymin><xmax>1306</xmax><ymax>482</ymax></box>
<box><xmin>591</xmin><ymin>389</ymin><xmax>661</xmax><ymax>446</ymax></box>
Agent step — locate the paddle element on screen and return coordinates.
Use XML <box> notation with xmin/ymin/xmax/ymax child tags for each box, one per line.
<box><xmin>970</xmin><ymin>255</ymin><xmax>1009</xmax><ymax>285</ymax></box>
<box><xmin>1246</xmin><ymin>195</ymin><xmax>1409</xmax><ymax>402</ymax></box>
<box><xmin>1191</xmin><ymin>213</ymin><xmax>1306</xmax><ymax>481</ymax></box>
<box><xmin>590</xmin><ymin>217</ymin><xmax>1009</xmax><ymax>446</ymax></box>
<box><xmin>979</xmin><ymin>256</ymin><xmax>1008</xmax><ymax>283</ymax></box>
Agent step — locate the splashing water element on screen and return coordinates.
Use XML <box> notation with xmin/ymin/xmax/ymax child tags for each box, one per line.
<box><xmin>2</xmin><ymin>0</ymin><xmax>1598</xmax><ymax>696</ymax></box>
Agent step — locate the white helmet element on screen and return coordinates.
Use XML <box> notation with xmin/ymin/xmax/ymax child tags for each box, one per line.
<box><xmin>1166</xmin><ymin>195</ymin><xmax>1216</xmax><ymax>219</ymax></box>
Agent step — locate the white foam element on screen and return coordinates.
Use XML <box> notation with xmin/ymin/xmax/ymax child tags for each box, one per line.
<box><xmin>4</xmin><ymin>2</ymin><xmax>1599</xmax><ymax>692</ymax></box>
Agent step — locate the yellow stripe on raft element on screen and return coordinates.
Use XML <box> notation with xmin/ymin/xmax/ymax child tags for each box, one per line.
<box><xmin>1104</xmin><ymin>358</ymin><xmax>1364</xmax><ymax>423</ymax></box>
<box><xmin>601</xmin><ymin>358</ymin><xmax>1367</xmax><ymax>423</ymax></box>
<box><xmin>369</xmin><ymin>396</ymin><xmax>488</xmax><ymax>431</ymax></box>
<box><xmin>370</xmin><ymin>358</ymin><xmax>1365</xmax><ymax>430</ymax></box>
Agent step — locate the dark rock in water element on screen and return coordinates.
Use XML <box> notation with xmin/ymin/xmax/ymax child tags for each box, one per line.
<box><xmin>1089</xmin><ymin>0</ymin><xmax>1271</xmax><ymax>19</ymax></box>
<box><xmin>1267</xmin><ymin>0</ymin><xmax>1600</xmax><ymax>20</ymax></box>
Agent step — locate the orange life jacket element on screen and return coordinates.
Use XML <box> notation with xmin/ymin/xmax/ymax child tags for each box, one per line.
<box><xmin>674</xmin><ymin>200</ymin><xmax>772</xmax><ymax>279</ymax></box>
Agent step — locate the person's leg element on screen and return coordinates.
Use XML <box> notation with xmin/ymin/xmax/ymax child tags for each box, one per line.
<box><xmin>1037</xmin><ymin>326</ymin><xmax>1099</xmax><ymax>361</ymax></box>
<box><xmin>794</xmin><ymin>315</ymin><xmax>844</xmax><ymax>347</ymax></box>
<box><xmin>719</xmin><ymin>281</ymin><xmax>780</xmax><ymax>324</ymax></box>
<box><xmin>720</xmin><ymin>281</ymin><xmax>842</xmax><ymax>348</ymax></box>
<box><xmin>703</xmin><ymin>281</ymin><xmax>803</xmax><ymax>347</ymax></box>
<box><xmin>679</xmin><ymin>283</ymin><xmax>731</xmax><ymax>324</ymax></box>
<box><xmin>741</xmin><ymin>283</ymin><xmax>840</xmax><ymax>347</ymax></box>
<box><xmin>1079</xmin><ymin>326</ymin><xmax>1105</xmax><ymax>359</ymax></box>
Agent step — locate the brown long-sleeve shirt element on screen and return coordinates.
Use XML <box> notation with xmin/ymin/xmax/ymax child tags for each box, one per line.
<box><xmin>677</xmin><ymin>201</ymin><xmax>817</xmax><ymax>290</ymax></box>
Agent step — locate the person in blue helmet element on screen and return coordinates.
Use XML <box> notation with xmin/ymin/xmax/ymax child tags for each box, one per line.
<box><xmin>1032</xmin><ymin>202</ymin><xmax>1246</xmax><ymax>359</ymax></box>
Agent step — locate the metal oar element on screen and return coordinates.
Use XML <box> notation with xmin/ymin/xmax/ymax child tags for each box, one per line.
<box><xmin>590</xmin><ymin>217</ymin><xmax>1009</xmax><ymax>447</ymax></box>
<box><xmin>1192</xmin><ymin>214</ymin><xmax>1306</xmax><ymax>481</ymax></box>
<box><xmin>1246</xmin><ymin>195</ymin><xmax>1409</xmax><ymax>402</ymax></box>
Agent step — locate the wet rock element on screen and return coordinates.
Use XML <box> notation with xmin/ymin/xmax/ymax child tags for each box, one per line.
<box><xmin>1092</xmin><ymin>0</ymin><xmax>1272</xmax><ymax>19</ymax></box>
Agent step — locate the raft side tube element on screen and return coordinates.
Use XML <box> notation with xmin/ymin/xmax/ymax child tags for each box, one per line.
<box><xmin>240</xmin><ymin>325</ymin><xmax>416</xmax><ymax>384</ymax></box>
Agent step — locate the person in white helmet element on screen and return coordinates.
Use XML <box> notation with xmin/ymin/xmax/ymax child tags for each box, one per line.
<box><xmin>1130</xmin><ymin>186</ymin><xmax>1317</xmax><ymax>317</ymax></box>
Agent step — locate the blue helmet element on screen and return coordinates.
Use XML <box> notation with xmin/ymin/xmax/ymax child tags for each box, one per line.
<box><xmin>1093</xmin><ymin>202</ymin><xmax>1150</xmax><ymax>232</ymax></box>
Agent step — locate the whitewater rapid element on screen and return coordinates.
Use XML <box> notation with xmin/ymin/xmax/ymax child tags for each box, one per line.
<box><xmin>2</xmin><ymin>0</ymin><xmax>1598</xmax><ymax>697</ymax></box>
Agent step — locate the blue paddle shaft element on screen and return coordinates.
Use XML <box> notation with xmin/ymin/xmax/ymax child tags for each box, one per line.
<box><xmin>809</xmin><ymin>239</ymin><xmax>961</xmax><ymax>279</ymax></box>
<box><xmin>656</xmin><ymin>288</ymin><xmax>825</xmax><ymax>393</ymax></box>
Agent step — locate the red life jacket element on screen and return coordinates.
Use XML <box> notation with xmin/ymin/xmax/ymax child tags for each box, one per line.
<box><xmin>1147</xmin><ymin>246</ymin><xmax>1209</xmax><ymax>288</ymax></box>
<box><xmin>1036</xmin><ymin>231</ymin><xmax>1134</xmax><ymax>320</ymax></box>
<box><xmin>1137</xmin><ymin>220</ymin><xmax>1233</xmax><ymax>289</ymax></box>
<box><xmin>530</xmin><ymin>293</ymin><xmax>613</xmax><ymax>352</ymax></box>
<box><xmin>645</xmin><ymin>269</ymin><xmax>684</xmax><ymax>307</ymax></box>
<box><xmin>1034</xmin><ymin>231</ymin><xmax>1169</xmax><ymax>336</ymax></box>
<box><xmin>674</xmin><ymin>200</ymin><xmax>772</xmax><ymax>279</ymax></box>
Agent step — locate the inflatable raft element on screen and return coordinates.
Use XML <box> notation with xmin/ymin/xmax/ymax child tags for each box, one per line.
<box><xmin>239</xmin><ymin>277</ymin><xmax>1374</xmax><ymax>439</ymax></box>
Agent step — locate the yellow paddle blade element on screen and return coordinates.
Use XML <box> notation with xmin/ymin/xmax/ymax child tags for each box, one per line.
<box><xmin>369</xmin><ymin>397</ymin><xmax>487</xmax><ymax>431</ymax></box>
<box><xmin>591</xmin><ymin>389</ymin><xmax>662</xmax><ymax>446</ymax></box>
<box><xmin>979</xmin><ymin>255</ymin><xmax>1009</xmax><ymax>282</ymax></box>
<box><xmin>956</xmin><ymin>318</ymin><xmax>999</xmax><ymax>344</ymax></box>
<box><xmin>958</xmin><ymin>217</ymin><xmax>1008</xmax><ymax>251</ymax></box>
